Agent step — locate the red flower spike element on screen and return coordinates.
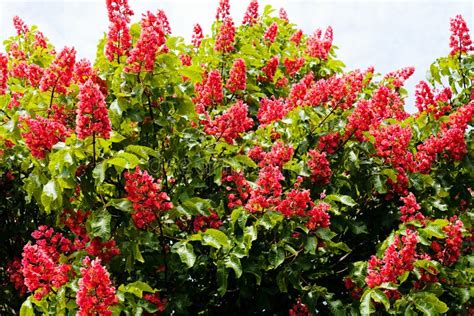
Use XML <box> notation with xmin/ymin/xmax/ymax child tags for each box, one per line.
<box><xmin>257</xmin><ymin>97</ymin><xmax>289</xmax><ymax>127</ymax></box>
<box><xmin>125</xmin><ymin>10</ymin><xmax>166</xmax><ymax>73</ymax></box>
<box><xmin>40</xmin><ymin>47</ymin><xmax>76</xmax><ymax>94</ymax></box>
<box><xmin>215</xmin><ymin>17</ymin><xmax>235</xmax><ymax>53</ymax></box>
<box><xmin>105</xmin><ymin>0</ymin><xmax>134</xmax><ymax>61</ymax></box>
<box><xmin>192</xmin><ymin>24</ymin><xmax>204</xmax><ymax>48</ymax></box>
<box><xmin>0</xmin><ymin>53</ymin><xmax>9</xmax><ymax>95</ymax></box>
<box><xmin>76</xmin><ymin>79</ymin><xmax>111</xmax><ymax>140</ymax></box>
<box><xmin>242</xmin><ymin>0</ymin><xmax>259</xmax><ymax>26</ymax></box>
<box><xmin>449</xmin><ymin>15</ymin><xmax>473</xmax><ymax>55</ymax></box>
<box><xmin>76</xmin><ymin>257</ymin><xmax>118</xmax><ymax>316</ymax></box>
<box><xmin>21</xmin><ymin>116</ymin><xmax>69</xmax><ymax>159</ymax></box>
<box><xmin>264</xmin><ymin>22</ymin><xmax>278</xmax><ymax>44</ymax></box>
<box><xmin>306</xmin><ymin>26</ymin><xmax>333</xmax><ymax>60</ymax></box>
<box><xmin>226</xmin><ymin>58</ymin><xmax>246</xmax><ymax>93</ymax></box>
<box><xmin>308</xmin><ymin>150</ymin><xmax>331</xmax><ymax>185</ymax></box>
<box><xmin>216</xmin><ymin>0</ymin><xmax>230</xmax><ymax>21</ymax></box>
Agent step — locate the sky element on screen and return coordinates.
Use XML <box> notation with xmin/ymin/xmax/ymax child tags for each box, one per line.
<box><xmin>0</xmin><ymin>0</ymin><xmax>473</xmax><ymax>112</ymax></box>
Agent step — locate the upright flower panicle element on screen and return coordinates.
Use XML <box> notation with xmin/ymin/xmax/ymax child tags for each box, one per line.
<box><xmin>75</xmin><ymin>79</ymin><xmax>111</xmax><ymax>140</ymax></box>
<box><xmin>0</xmin><ymin>53</ymin><xmax>8</xmax><ymax>95</ymax></box>
<box><xmin>76</xmin><ymin>257</ymin><xmax>118</xmax><ymax>316</ymax></box>
<box><xmin>193</xmin><ymin>70</ymin><xmax>223</xmax><ymax>113</ymax></box>
<box><xmin>308</xmin><ymin>150</ymin><xmax>331</xmax><ymax>185</ymax></box>
<box><xmin>216</xmin><ymin>0</ymin><xmax>230</xmax><ymax>21</ymax></box>
<box><xmin>192</xmin><ymin>24</ymin><xmax>204</xmax><ymax>48</ymax></box>
<box><xmin>226</xmin><ymin>58</ymin><xmax>246</xmax><ymax>93</ymax></box>
<box><xmin>242</xmin><ymin>0</ymin><xmax>259</xmax><ymax>25</ymax></box>
<box><xmin>13</xmin><ymin>16</ymin><xmax>29</xmax><ymax>35</ymax></box>
<box><xmin>257</xmin><ymin>97</ymin><xmax>289</xmax><ymax>126</ymax></box>
<box><xmin>125</xmin><ymin>11</ymin><xmax>166</xmax><ymax>73</ymax></box>
<box><xmin>21</xmin><ymin>116</ymin><xmax>69</xmax><ymax>159</ymax></box>
<box><xmin>105</xmin><ymin>0</ymin><xmax>134</xmax><ymax>61</ymax></box>
<box><xmin>202</xmin><ymin>100</ymin><xmax>253</xmax><ymax>143</ymax></box>
<box><xmin>39</xmin><ymin>47</ymin><xmax>76</xmax><ymax>94</ymax></box>
<box><xmin>306</xmin><ymin>26</ymin><xmax>333</xmax><ymax>60</ymax></box>
<box><xmin>124</xmin><ymin>166</ymin><xmax>173</xmax><ymax>229</ymax></box>
<box><xmin>264</xmin><ymin>22</ymin><xmax>278</xmax><ymax>44</ymax></box>
<box><xmin>449</xmin><ymin>15</ymin><xmax>473</xmax><ymax>55</ymax></box>
<box><xmin>215</xmin><ymin>17</ymin><xmax>235</xmax><ymax>53</ymax></box>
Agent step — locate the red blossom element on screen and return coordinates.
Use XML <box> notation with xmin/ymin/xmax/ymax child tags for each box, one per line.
<box><xmin>202</xmin><ymin>100</ymin><xmax>253</xmax><ymax>143</ymax></box>
<box><xmin>193</xmin><ymin>212</ymin><xmax>222</xmax><ymax>232</ymax></box>
<box><xmin>279</xmin><ymin>8</ymin><xmax>289</xmax><ymax>22</ymax></box>
<box><xmin>264</xmin><ymin>22</ymin><xmax>278</xmax><ymax>44</ymax></box>
<box><xmin>215</xmin><ymin>0</ymin><xmax>230</xmax><ymax>20</ymax></box>
<box><xmin>245</xmin><ymin>165</ymin><xmax>284</xmax><ymax>212</ymax></box>
<box><xmin>124</xmin><ymin>166</ymin><xmax>173</xmax><ymax>229</ymax></box>
<box><xmin>223</xmin><ymin>170</ymin><xmax>251</xmax><ymax>209</ymax></box>
<box><xmin>215</xmin><ymin>17</ymin><xmax>235</xmax><ymax>53</ymax></box>
<box><xmin>193</xmin><ymin>70</ymin><xmax>223</xmax><ymax>113</ymax></box>
<box><xmin>399</xmin><ymin>192</ymin><xmax>424</xmax><ymax>223</ymax></box>
<box><xmin>305</xmin><ymin>202</ymin><xmax>331</xmax><ymax>230</ymax></box>
<box><xmin>21</xmin><ymin>116</ymin><xmax>69</xmax><ymax>159</ymax></box>
<box><xmin>157</xmin><ymin>10</ymin><xmax>172</xmax><ymax>35</ymax></box>
<box><xmin>76</xmin><ymin>79</ymin><xmax>111</xmax><ymax>140</ymax></box>
<box><xmin>77</xmin><ymin>257</ymin><xmax>118</xmax><ymax>316</ymax></box>
<box><xmin>6</xmin><ymin>258</ymin><xmax>27</xmax><ymax>296</ymax></box>
<box><xmin>366</xmin><ymin>230</ymin><xmax>418</xmax><ymax>288</ymax></box>
<box><xmin>306</xmin><ymin>26</ymin><xmax>333</xmax><ymax>60</ymax></box>
<box><xmin>449</xmin><ymin>15</ymin><xmax>473</xmax><ymax>55</ymax></box>
<box><xmin>143</xmin><ymin>292</ymin><xmax>167</xmax><ymax>313</ymax></box>
<box><xmin>13</xmin><ymin>16</ymin><xmax>29</xmax><ymax>35</ymax></box>
<box><xmin>242</xmin><ymin>0</ymin><xmax>259</xmax><ymax>25</ymax></box>
<box><xmin>384</xmin><ymin>66</ymin><xmax>415</xmax><ymax>88</ymax></box>
<box><xmin>289</xmin><ymin>298</ymin><xmax>310</xmax><ymax>316</ymax></box>
<box><xmin>0</xmin><ymin>53</ymin><xmax>9</xmax><ymax>94</ymax></box>
<box><xmin>289</xmin><ymin>29</ymin><xmax>303</xmax><ymax>46</ymax></box>
<box><xmin>21</xmin><ymin>243</ymin><xmax>71</xmax><ymax>300</ymax></box>
<box><xmin>85</xmin><ymin>237</ymin><xmax>121</xmax><ymax>263</ymax></box>
<box><xmin>317</xmin><ymin>133</ymin><xmax>341</xmax><ymax>154</ymax></box>
<box><xmin>284</xmin><ymin>57</ymin><xmax>305</xmax><ymax>77</ymax></box>
<box><xmin>192</xmin><ymin>24</ymin><xmax>204</xmax><ymax>48</ymax></box>
<box><xmin>125</xmin><ymin>11</ymin><xmax>166</xmax><ymax>73</ymax></box>
<box><xmin>257</xmin><ymin>97</ymin><xmax>289</xmax><ymax>126</ymax></box>
<box><xmin>226</xmin><ymin>58</ymin><xmax>246</xmax><ymax>93</ymax></box>
<box><xmin>260</xmin><ymin>56</ymin><xmax>279</xmax><ymax>82</ymax></box>
<box><xmin>415</xmin><ymin>81</ymin><xmax>452</xmax><ymax>117</ymax></box>
<box><xmin>276</xmin><ymin>189</ymin><xmax>311</xmax><ymax>217</ymax></box>
<box><xmin>105</xmin><ymin>0</ymin><xmax>134</xmax><ymax>61</ymax></box>
<box><xmin>308</xmin><ymin>150</ymin><xmax>331</xmax><ymax>185</ymax></box>
<box><xmin>40</xmin><ymin>46</ymin><xmax>76</xmax><ymax>94</ymax></box>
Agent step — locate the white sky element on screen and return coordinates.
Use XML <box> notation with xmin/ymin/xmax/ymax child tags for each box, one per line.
<box><xmin>0</xmin><ymin>0</ymin><xmax>473</xmax><ymax>112</ymax></box>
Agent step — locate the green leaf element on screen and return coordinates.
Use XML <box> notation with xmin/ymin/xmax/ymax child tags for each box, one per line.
<box><xmin>217</xmin><ymin>264</ymin><xmax>229</xmax><ymax>296</ymax></box>
<box><xmin>372</xmin><ymin>174</ymin><xmax>387</xmax><ymax>194</ymax></box>
<box><xmin>269</xmin><ymin>246</ymin><xmax>285</xmax><ymax>269</ymax></box>
<box><xmin>360</xmin><ymin>290</ymin><xmax>375</xmax><ymax>315</ymax></box>
<box><xmin>132</xmin><ymin>243</ymin><xmax>145</xmax><ymax>263</ymax></box>
<box><xmin>420</xmin><ymin>225</ymin><xmax>446</xmax><ymax>239</ymax></box>
<box><xmin>234</xmin><ymin>155</ymin><xmax>258</xmax><ymax>168</ymax></box>
<box><xmin>182</xmin><ymin>197</ymin><xmax>212</xmax><ymax>216</ymax></box>
<box><xmin>259</xmin><ymin>211</ymin><xmax>283</xmax><ymax>230</ymax></box>
<box><xmin>371</xmin><ymin>288</ymin><xmax>390</xmax><ymax>311</ymax></box>
<box><xmin>224</xmin><ymin>254</ymin><xmax>242</xmax><ymax>278</ymax></box>
<box><xmin>40</xmin><ymin>180</ymin><xmax>60</xmax><ymax>214</ymax></box>
<box><xmin>412</xmin><ymin>292</ymin><xmax>448</xmax><ymax>315</ymax></box>
<box><xmin>20</xmin><ymin>298</ymin><xmax>35</xmax><ymax>316</ymax></box>
<box><xmin>305</xmin><ymin>236</ymin><xmax>317</xmax><ymax>255</ymax></box>
<box><xmin>92</xmin><ymin>162</ymin><xmax>106</xmax><ymax>185</ymax></box>
<box><xmin>325</xmin><ymin>194</ymin><xmax>357</xmax><ymax>207</ymax></box>
<box><xmin>315</xmin><ymin>227</ymin><xmax>336</xmax><ymax>241</ymax></box>
<box><xmin>88</xmin><ymin>209</ymin><xmax>111</xmax><ymax>240</ymax></box>
<box><xmin>202</xmin><ymin>229</ymin><xmax>231</xmax><ymax>250</ymax></box>
<box><xmin>118</xmin><ymin>281</ymin><xmax>155</xmax><ymax>298</ymax></box>
<box><xmin>172</xmin><ymin>242</ymin><xmax>196</xmax><ymax>268</ymax></box>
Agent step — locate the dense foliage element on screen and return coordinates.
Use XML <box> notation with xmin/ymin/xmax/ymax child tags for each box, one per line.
<box><xmin>0</xmin><ymin>1</ymin><xmax>473</xmax><ymax>315</ymax></box>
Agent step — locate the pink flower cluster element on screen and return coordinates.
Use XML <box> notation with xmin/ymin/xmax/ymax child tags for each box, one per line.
<box><xmin>76</xmin><ymin>79</ymin><xmax>111</xmax><ymax>140</ymax></box>
<box><xmin>223</xmin><ymin>170</ymin><xmax>252</xmax><ymax>209</ymax></box>
<box><xmin>202</xmin><ymin>100</ymin><xmax>253</xmax><ymax>143</ymax></box>
<box><xmin>105</xmin><ymin>0</ymin><xmax>134</xmax><ymax>61</ymax></box>
<box><xmin>0</xmin><ymin>53</ymin><xmax>8</xmax><ymax>94</ymax></box>
<box><xmin>257</xmin><ymin>97</ymin><xmax>289</xmax><ymax>126</ymax></box>
<box><xmin>215</xmin><ymin>0</ymin><xmax>230</xmax><ymax>20</ymax></box>
<box><xmin>226</xmin><ymin>58</ymin><xmax>246</xmax><ymax>93</ymax></box>
<box><xmin>125</xmin><ymin>10</ymin><xmax>167</xmax><ymax>72</ymax></box>
<box><xmin>289</xmin><ymin>298</ymin><xmax>310</xmax><ymax>316</ymax></box>
<box><xmin>384</xmin><ymin>66</ymin><xmax>415</xmax><ymax>88</ymax></box>
<box><xmin>124</xmin><ymin>166</ymin><xmax>173</xmax><ymax>229</ymax></box>
<box><xmin>259</xmin><ymin>56</ymin><xmax>279</xmax><ymax>82</ymax></box>
<box><xmin>242</xmin><ymin>0</ymin><xmax>259</xmax><ymax>26</ymax></box>
<box><xmin>399</xmin><ymin>192</ymin><xmax>425</xmax><ymax>223</ymax></box>
<box><xmin>449</xmin><ymin>15</ymin><xmax>473</xmax><ymax>55</ymax></box>
<box><xmin>10</xmin><ymin>61</ymin><xmax>44</xmax><ymax>88</ymax></box>
<box><xmin>21</xmin><ymin>116</ymin><xmax>69</xmax><ymax>158</ymax></box>
<box><xmin>143</xmin><ymin>292</ymin><xmax>167</xmax><ymax>313</ymax></box>
<box><xmin>307</xmin><ymin>150</ymin><xmax>331</xmax><ymax>185</ymax></box>
<box><xmin>284</xmin><ymin>57</ymin><xmax>305</xmax><ymax>77</ymax></box>
<box><xmin>6</xmin><ymin>258</ymin><xmax>27</xmax><ymax>296</ymax></box>
<box><xmin>192</xmin><ymin>24</ymin><xmax>204</xmax><ymax>48</ymax></box>
<box><xmin>289</xmin><ymin>29</ymin><xmax>303</xmax><ymax>46</ymax></box>
<box><xmin>317</xmin><ymin>133</ymin><xmax>341</xmax><ymax>154</ymax></box>
<box><xmin>76</xmin><ymin>257</ymin><xmax>118</xmax><ymax>316</ymax></box>
<box><xmin>194</xmin><ymin>70</ymin><xmax>223</xmax><ymax>113</ymax></box>
<box><xmin>366</xmin><ymin>230</ymin><xmax>418</xmax><ymax>288</ymax></box>
<box><xmin>415</xmin><ymin>81</ymin><xmax>452</xmax><ymax>118</ymax></box>
<box><xmin>264</xmin><ymin>22</ymin><xmax>278</xmax><ymax>44</ymax></box>
<box><xmin>193</xmin><ymin>212</ymin><xmax>222</xmax><ymax>232</ymax></box>
<box><xmin>431</xmin><ymin>216</ymin><xmax>464</xmax><ymax>265</ymax></box>
<box><xmin>306</xmin><ymin>26</ymin><xmax>333</xmax><ymax>60</ymax></box>
<box><xmin>215</xmin><ymin>17</ymin><xmax>235</xmax><ymax>53</ymax></box>
<box><xmin>13</xmin><ymin>16</ymin><xmax>29</xmax><ymax>35</ymax></box>
<box><xmin>21</xmin><ymin>226</ymin><xmax>73</xmax><ymax>300</ymax></box>
<box><xmin>40</xmin><ymin>46</ymin><xmax>76</xmax><ymax>94</ymax></box>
